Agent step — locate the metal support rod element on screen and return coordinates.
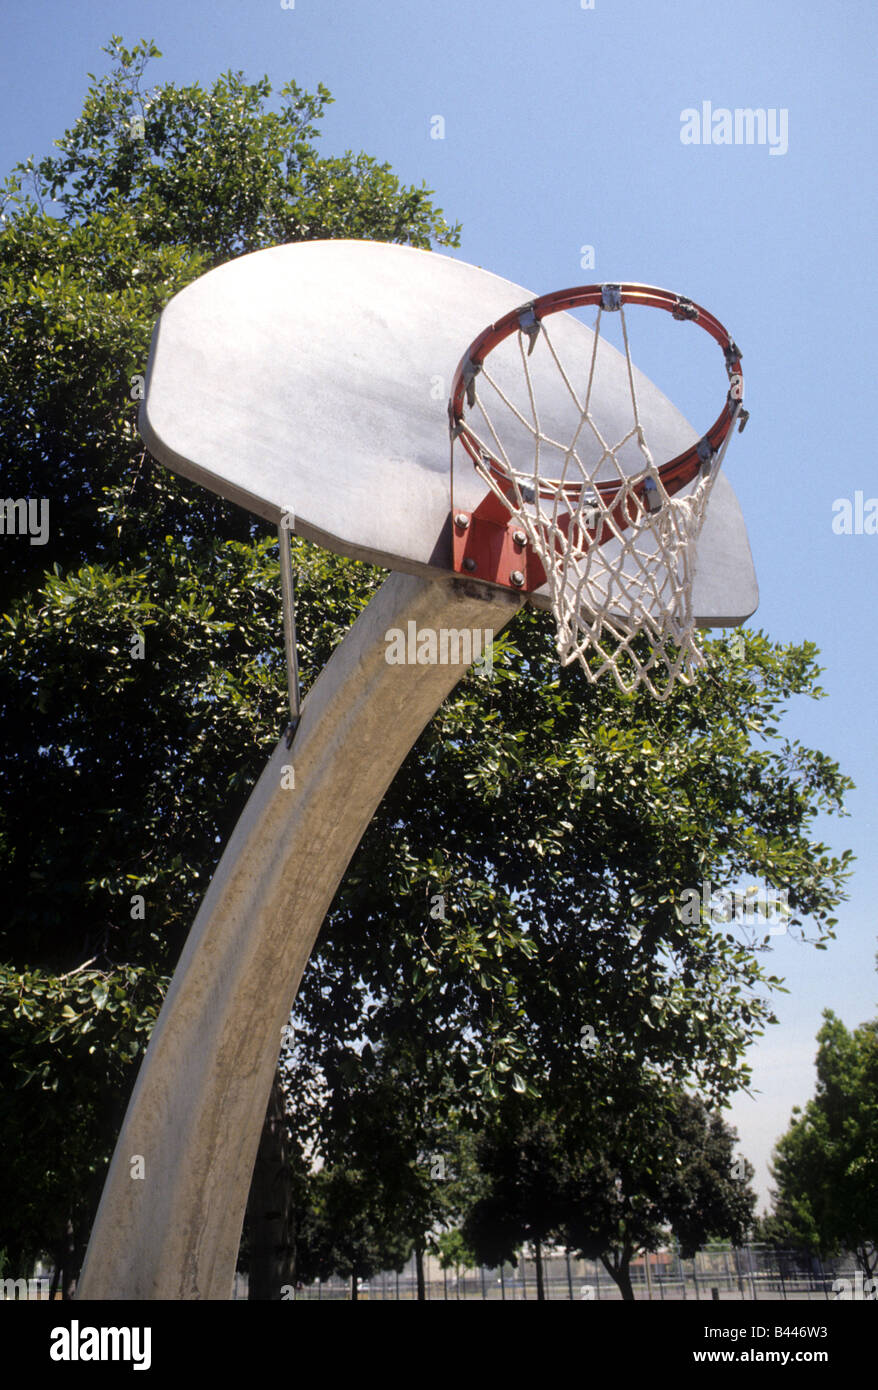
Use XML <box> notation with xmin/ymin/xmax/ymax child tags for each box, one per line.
<box><xmin>278</xmin><ymin>518</ymin><xmax>301</xmax><ymax>743</ymax></box>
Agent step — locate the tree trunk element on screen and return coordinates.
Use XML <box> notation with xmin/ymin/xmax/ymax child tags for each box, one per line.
<box><xmin>351</xmin><ymin>1272</ymin><xmax>358</xmax><ymax>1301</ymax></box>
<box><xmin>50</xmin><ymin>1244</ymin><xmax>65</xmax><ymax>1301</ymax></box>
<box><xmin>856</xmin><ymin>1242</ymin><xmax>877</xmax><ymax>1285</ymax></box>
<box><xmin>415</xmin><ymin>1241</ymin><xmax>426</xmax><ymax>1301</ymax></box>
<box><xmin>535</xmin><ymin>1238</ymin><xmax>545</xmax><ymax>1301</ymax></box>
<box><xmin>70</xmin><ymin>1220</ymin><xmax>89</xmax><ymax>1300</ymax></box>
<box><xmin>246</xmin><ymin>1071</ymin><xmax>295</xmax><ymax>1299</ymax></box>
<box><xmin>62</xmin><ymin>1217</ymin><xmax>77</xmax><ymax>1300</ymax></box>
<box><xmin>602</xmin><ymin>1251</ymin><xmax>635</xmax><ymax>1301</ymax></box>
<box><xmin>616</xmin><ymin>1262</ymin><xmax>635</xmax><ymax>1301</ymax></box>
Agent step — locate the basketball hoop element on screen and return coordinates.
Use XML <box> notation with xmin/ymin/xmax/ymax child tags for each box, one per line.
<box><xmin>448</xmin><ymin>282</ymin><xmax>748</xmax><ymax>700</ymax></box>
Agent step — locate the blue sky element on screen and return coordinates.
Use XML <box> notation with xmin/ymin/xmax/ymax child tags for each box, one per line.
<box><xmin>2</xmin><ymin>0</ymin><xmax>876</xmax><ymax>1205</ymax></box>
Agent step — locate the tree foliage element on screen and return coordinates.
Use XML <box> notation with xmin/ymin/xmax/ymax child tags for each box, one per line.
<box><xmin>460</xmin><ymin>1107</ymin><xmax>572</xmax><ymax>1299</ymax></box>
<box><xmin>563</xmin><ymin>1088</ymin><xmax>757</xmax><ymax>1299</ymax></box>
<box><xmin>459</xmin><ymin>1086</ymin><xmax>756</xmax><ymax>1300</ymax></box>
<box><xmin>291</xmin><ymin>616</ymin><xmax>853</xmax><ymax>1144</ymax></box>
<box><xmin>0</xmin><ymin>35</ymin><xmax>457</xmax><ymax>1285</ymax></box>
<box><xmin>295</xmin><ymin>1165</ymin><xmax>411</xmax><ymax>1299</ymax></box>
<box><xmin>765</xmin><ymin>1005</ymin><xmax>878</xmax><ymax>1281</ymax></box>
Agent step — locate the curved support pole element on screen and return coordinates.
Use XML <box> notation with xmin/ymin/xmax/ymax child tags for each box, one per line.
<box><xmin>78</xmin><ymin>572</ymin><xmax>519</xmax><ymax>1300</ymax></box>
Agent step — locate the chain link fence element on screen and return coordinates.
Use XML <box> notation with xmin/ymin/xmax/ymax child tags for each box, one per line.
<box><xmin>269</xmin><ymin>1244</ymin><xmax>853</xmax><ymax>1301</ymax></box>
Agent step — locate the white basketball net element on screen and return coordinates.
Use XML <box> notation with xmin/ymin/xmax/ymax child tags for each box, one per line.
<box><xmin>457</xmin><ymin>305</ymin><xmax>738</xmax><ymax>701</ymax></box>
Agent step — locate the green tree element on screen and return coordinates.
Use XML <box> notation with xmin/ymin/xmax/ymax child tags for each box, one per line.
<box><xmin>563</xmin><ymin>1088</ymin><xmax>757</xmax><ymax>1300</ymax></box>
<box><xmin>295</xmin><ymin>1164</ymin><xmax>410</xmax><ymax>1300</ymax></box>
<box><xmin>765</xmin><ymin>1006</ymin><xmax>878</xmax><ymax>1283</ymax></box>
<box><xmin>286</xmin><ymin>1023</ymin><xmax>474</xmax><ymax>1301</ymax></box>
<box><xmin>282</xmin><ymin>617</ymin><xmax>850</xmax><ymax>1303</ymax></box>
<box><xmin>461</xmin><ymin>1106</ymin><xmax>572</xmax><ymax>1300</ymax></box>
<box><xmin>0</xmin><ymin>35</ymin><xmax>458</xmax><ymax>1289</ymax></box>
<box><xmin>432</xmin><ymin>1228</ymin><xmax>479</xmax><ymax>1300</ymax></box>
<box><xmin>295</xmin><ymin>619</ymin><xmax>852</xmax><ymax>1121</ymax></box>
<box><xmin>457</xmin><ymin>1084</ymin><xmax>755</xmax><ymax>1301</ymax></box>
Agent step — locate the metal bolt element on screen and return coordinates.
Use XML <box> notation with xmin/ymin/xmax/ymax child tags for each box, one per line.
<box><xmin>454</xmin><ymin>513</ymin><xmax>470</xmax><ymax>528</ymax></box>
<box><xmin>463</xmin><ymin>557</ymin><xmax>477</xmax><ymax>572</ymax></box>
<box><xmin>512</xmin><ymin>530</ymin><xmax>527</xmax><ymax>547</ymax></box>
<box><xmin>510</xmin><ymin>570</ymin><xmax>525</xmax><ymax>587</ymax></box>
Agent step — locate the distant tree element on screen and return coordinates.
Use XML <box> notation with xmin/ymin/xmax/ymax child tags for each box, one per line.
<box><xmin>432</xmin><ymin>1227</ymin><xmax>479</xmax><ymax>1300</ymax></box>
<box><xmin>461</xmin><ymin>1082</ymin><xmax>756</xmax><ymax>1302</ymax></box>
<box><xmin>563</xmin><ymin>1089</ymin><xmax>757</xmax><ymax>1300</ymax></box>
<box><xmin>765</xmin><ymin>1007</ymin><xmax>878</xmax><ymax>1283</ymax></box>
<box><xmin>295</xmin><ymin>1165</ymin><xmax>410</xmax><ymax>1301</ymax></box>
<box><xmin>290</xmin><ymin>1028</ymin><xmax>472</xmax><ymax>1301</ymax></box>
<box><xmin>461</xmin><ymin>1106</ymin><xmax>573</xmax><ymax>1300</ymax></box>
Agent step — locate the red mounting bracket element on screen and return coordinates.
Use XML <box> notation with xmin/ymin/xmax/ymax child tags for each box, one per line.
<box><xmin>451</xmin><ymin>492</ymin><xmax>546</xmax><ymax>593</ymax></box>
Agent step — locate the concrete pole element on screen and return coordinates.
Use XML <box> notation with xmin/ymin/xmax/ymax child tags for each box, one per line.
<box><xmin>78</xmin><ymin>572</ymin><xmax>519</xmax><ymax>1299</ymax></box>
